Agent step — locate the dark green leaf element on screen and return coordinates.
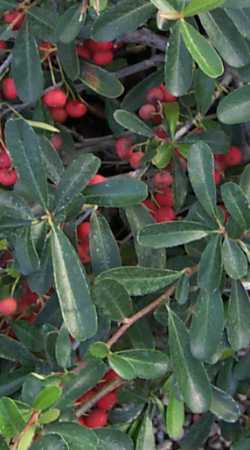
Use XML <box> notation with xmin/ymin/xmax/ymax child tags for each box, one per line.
<box><xmin>14</xmin><ymin>227</ymin><xmax>40</xmax><ymax>275</ymax></box>
<box><xmin>180</xmin><ymin>413</ymin><xmax>214</xmax><ymax>450</ymax></box>
<box><xmin>210</xmin><ymin>386</ymin><xmax>240</xmax><ymax>422</ymax></box>
<box><xmin>165</xmin><ymin>102</ymin><xmax>179</xmax><ymax>137</ymax></box>
<box><xmin>198</xmin><ymin>235</ymin><xmax>223</xmax><ymax>291</ymax></box>
<box><xmin>11</xmin><ymin>320</ymin><xmax>43</xmax><ymax>352</ymax></box>
<box><xmin>12</xmin><ymin>21</ymin><xmax>43</xmax><ymax>103</ymax></box>
<box><xmin>94</xmin><ymin>278</ymin><xmax>133</xmax><ymax>321</ymax></box>
<box><xmin>97</xmin><ymin>266</ymin><xmax>181</xmax><ymax>296</ymax></box>
<box><xmin>0</xmin><ymin>368</ymin><xmax>30</xmax><ymax>398</ymax></box>
<box><xmin>217</xmin><ymin>85</ymin><xmax>250</xmax><ymax>124</ymax></box>
<box><xmin>80</xmin><ymin>61</ymin><xmax>124</xmax><ymax>99</ymax></box>
<box><xmin>39</xmin><ymin>136</ymin><xmax>64</xmax><ymax>184</ymax></box>
<box><xmin>92</xmin><ymin>0</ymin><xmax>155</xmax><ymax>41</ymax></box>
<box><xmin>193</xmin><ymin>70</ymin><xmax>215</xmax><ymax>114</ymax></box>
<box><xmin>110</xmin><ymin>349</ymin><xmax>169</xmax><ymax>380</ymax></box>
<box><xmin>51</xmin><ymin>225</ymin><xmax>97</xmax><ymax>341</ymax></box>
<box><xmin>232</xmin><ymin>439</ymin><xmax>250</xmax><ymax>450</ymax></box>
<box><xmin>5</xmin><ymin>119</ymin><xmax>48</xmax><ymax>209</ymax></box>
<box><xmin>190</xmin><ymin>290</ymin><xmax>224</xmax><ymax>360</ymax></box>
<box><xmin>114</xmin><ymin>110</ymin><xmax>154</xmax><ymax>137</ymax></box>
<box><xmin>187</xmin><ymin>142</ymin><xmax>217</xmax><ymax>218</ymax></box>
<box><xmin>30</xmin><ymin>435</ymin><xmax>68</xmax><ymax>450</ymax></box>
<box><xmin>168</xmin><ymin>309</ymin><xmax>211</xmax><ymax>413</ymax></box>
<box><xmin>182</xmin><ymin>127</ymin><xmax>230</xmax><ymax>154</ymax></box>
<box><xmin>55</xmin><ymin>325</ymin><xmax>72</xmax><ymax>369</ymax></box>
<box><xmin>55</xmin><ymin>5</ymin><xmax>82</xmax><ymax>43</ymax></box>
<box><xmin>221</xmin><ymin>182</ymin><xmax>250</xmax><ymax>229</ymax></box>
<box><xmin>223</xmin><ymin>0</ymin><xmax>250</xmax><ymax>8</ymax></box>
<box><xmin>0</xmin><ymin>189</ymin><xmax>34</xmax><ymax>225</ymax></box>
<box><xmin>240</xmin><ymin>164</ymin><xmax>250</xmax><ymax>201</ymax></box>
<box><xmin>0</xmin><ymin>334</ymin><xmax>35</xmax><ymax>366</ymax></box>
<box><xmin>58</xmin><ymin>41</ymin><xmax>80</xmax><ymax>81</ymax></box>
<box><xmin>175</xmin><ymin>273</ymin><xmax>190</xmax><ymax>304</ymax></box>
<box><xmin>136</xmin><ymin>415</ymin><xmax>155</xmax><ymax>450</ymax></box>
<box><xmin>173</xmin><ymin>155</ymin><xmax>188</xmax><ymax>210</ymax></box>
<box><xmin>227</xmin><ymin>280</ymin><xmax>250</xmax><ymax>350</ymax></box>
<box><xmin>224</xmin><ymin>8</ymin><xmax>250</xmax><ymax>40</ymax></box>
<box><xmin>222</xmin><ymin>238</ymin><xmax>248</xmax><ymax>280</ymax></box>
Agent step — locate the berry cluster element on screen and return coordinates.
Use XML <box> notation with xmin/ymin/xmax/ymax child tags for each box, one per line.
<box><xmin>42</xmin><ymin>88</ymin><xmax>88</xmax><ymax>124</ymax></box>
<box><xmin>214</xmin><ymin>146</ymin><xmax>242</xmax><ymax>185</ymax></box>
<box><xmin>0</xmin><ymin>143</ymin><xmax>17</xmax><ymax>186</ymax></box>
<box><xmin>76</xmin><ymin>369</ymin><xmax>120</xmax><ymax>429</ymax></box>
<box><xmin>76</xmin><ymin>39</ymin><xmax>115</xmax><ymax>66</ymax></box>
<box><xmin>3</xmin><ymin>8</ymin><xmax>25</xmax><ymax>31</ymax></box>
<box><xmin>144</xmin><ymin>170</ymin><xmax>176</xmax><ymax>223</ymax></box>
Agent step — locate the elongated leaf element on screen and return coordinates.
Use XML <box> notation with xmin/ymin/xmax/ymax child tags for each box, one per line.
<box><xmin>80</xmin><ymin>61</ymin><xmax>124</xmax><ymax>99</ymax></box>
<box><xmin>225</xmin><ymin>8</ymin><xmax>250</xmax><ymax>40</ymax></box>
<box><xmin>90</xmin><ymin>212</ymin><xmax>121</xmax><ymax>275</ymax></box>
<box><xmin>0</xmin><ymin>189</ymin><xmax>34</xmax><ymax>221</ymax></box>
<box><xmin>14</xmin><ymin>227</ymin><xmax>40</xmax><ymax>276</ymax></box>
<box><xmin>0</xmin><ymin>397</ymin><xmax>25</xmax><ymax>439</ymax></box>
<box><xmin>114</xmin><ymin>110</ymin><xmax>154</xmax><ymax>137</ymax></box>
<box><xmin>198</xmin><ymin>235</ymin><xmax>223</xmax><ymax>291</ymax></box>
<box><xmin>0</xmin><ymin>368</ymin><xmax>31</xmax><ymax>398</ymax></box>
<box><xmin>222</xmin><ymin>238</ymin><xmax>248</xmax><ymax>280</ymax></box>
<box><xmin>84</xmin><ymin>176</ymin><xmax>148</xmax><ymax>207</ymax></box>
<box><xmin>200</xmin><ymin>10</ymin><xmax>250</xmax><ymax>68</ymax></box>
<box><xmin>94</xmin><ymin>278</ymin><xmax>133</xmax><ymax>321</ymax></box>
<box><xmin>33</xmin><ymin>386</ymin><xmax>62</xmax><ymax>411</ymax></box>
<box><xmin>193</xmin><ymin>70</ymin><xmax>215</xmax><ymax>114</ymax></box>
<box><xmin>0</xmin><ymin>334</ymin><xmax>35</xmax><ymax>366</ymax></box>
<box><xmin>39</xmin><ymin>136</ymin><xmax>64</xmax><ymax>185</ymax></box>
<box><xmin>97</xmin><ymin>266</ymin><xmax>181</xmax><ymax>296</ymax></box>
<box><xmin>187</xmin><ymin>142</ymin><xmax>217</xmax><ymax>218</ymax></box>
<box><xmin>190</xmin><ymin>290</ymin><xmax>224</xmax><ymax>360</ymax></box>
<box><xmin>210</xmin><ymin>386</ymin><xmax>240</xmax><ymax>422</ymax></box>
<box><xmin>183</xmin><ymin>127</ymin><xmax>230</xmax><ymax>154</ymax></box>
<box><xmin>227</xmin><ymin>280</ymin><xmax>250</xmax><ymax>351</ymax></box>
<box><xmin>92</xmin><ymin>0</ymin><xmax>155</xmax><ymax>40</ymax></box>
<box><xmin>110</xmin><ymin>349</ymin><xmax>169</xmax><ymax>380</ymax></box>
<box><xmin>175</xmin><ymin>273</ymin><xmax>190</xmax><ymax>305</ymax></box>
<box><xmin>224</xmin><ymin>0</ymin><xmax>250</xmax><ymax>8</ymax></box>
<box><xmin>55</xmin><ymin>5</ymin><xmax>82</xmax><ymax>43</ymax></box>
<box><xmin>217</xmin><ymin>85</ymin><xmax>250</xmax><ymax>124</ymax></box>
<box><xmin>55</xmin><ymin>153</ymin><xmax>100</xmax><ymax>214</ymax></box>
<box><xmin>5</xmin><ymin>119</ymin><xmax>48</xmax><ymax>209</ymax></box>
<box><xmin>11</xmin><ymin>321</ymin><xmax>43</xmax><ymax>352</ymax></box>
<box><xmin>221</xmin><ymin>182</ymin><xmax>250</xmax><ymax>229</ymax></box>
<box><xmin>55</xmin><ymin>325</ymin><xmax>71</xmax><ymax>369</ymax></box>
<box><xmin>138</xmin><ymin>220</ymin><xmax>213</xmax><ymax>248</ymax></box>
<box><xmin>58</xmin><ymin>42</ymin><xmax>80</xmax><ymax>81</ymax></box>
<box><xmin>12</xmin><ymin>21</ymin><xmax>43</xmax><ymax>103</ymax></box>
<box><xmin>183</xmin><ymin>0</ymin><xmax>227</xmax><ymax>16</ymax></box>
<box><xmin>166</xmin><ymin>394</ymin><xmax>185</xmax><ymax>440</ymax></box>
<box><xmin>136</xmin><ymin>415</ymin><xmax>155</xmax><ymax>450</ymax></box>
<box><xmin>240</xmin><ymin>164</ymin><xmax>250</xmax><ymax>201</ymax></box>
<box><xmin>180</xmin><ymin>413</ymin><xmax>214</xmax><ymax>450</ymax></box>
<box><xmin>165</xmin><ymin>22</ymin><xmax>193</xmax><ymax>96</ymax></box>
<box><xmin>180</xmin><ymin>20</ymin><xmax>224</xmax><ymax>78</ymax></box>
<box><xmin>51</xmin><ymin>226</ymin><xmax>97</xmax><ymax>341</ymax></box>
<box><xmin>168</xmin><ymin>309</ymin><xmax>211</xmax><ymax>413</ymax></box>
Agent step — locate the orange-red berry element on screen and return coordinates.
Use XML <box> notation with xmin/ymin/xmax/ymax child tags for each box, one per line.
<box><xmin>88</xmin><ymin>174</ymin><xmax>107</xmax><ymax>185</ymax></box>
<box><xmin>115</xmin><ymin>137</ymin><xmax>133</xmax><ymax>160</ymax></box>
<box><xmin>0</xmin><ymin>297</ymin><xmax>17</xmax><ymax>316</ymax></box>
<box><xmin>51</xmin><ymin>134</ymin><xmax>63</xmax><ymax>151</ymax></box>
<box><xmin>83</xmin><ymin>409</ymin><xmax>108</xmax><ymax>428</ymax></box>
<box><xmin>129</xmin><ymin>151</ymin><xmax>144</xmax><ymax>169</ymax></box>
<box><xmin>155</xmin><ymin>207</ymin><xmax>176</xmax><ymax>223</ymax></box>
<box><xmin>0</xmin><ymin>150</ymin><xmax>12</xmax><ymax>169</ymax></box>
<box><xmin>146</xmin><ymin>86</ymin><xmax>165</xmax><ymax>104</ymax></box>
<box><xmin>2</xmin><ymin>78</ymin><xmax>17</xmax><ymax>100</ymax></box>
<box><xmin>43</xmin><ymin>88</ymin><xmax>67</xmax><ymax>108</ymax></box>
<box><xmin>0</xmin><ymin>168</ymin><xmax>17</xmax><ymax>186</ymax></box>
<box><xmin>224</xmin><ymin>146</ymin><xmax>242</xmax><ymax>167</ymax></box>
<box><xmin>155</xmin><ymin>188</ymin><xmax>173</xmax><ymax>207</ymax></box>
<box><xmin>3</xmin><ymin>9</ymin><xmax>25</xmax><ymax>30</ymax></box>
<box><xmin>96</xmin><ymin>391</ymin><xmax>118</xmax><ymax>410</ymax></box>
<box><xmin>153</xmin><ymin>171</ymin><xmax>173</xmax><ymax>188</ymax></box>
<box><xmin>66</xmin><ymin>100</ymin><xmax>88</xmax><ymax>118</ymax></box>
<box><xmin>138</xmin><ymin>104</ymin><xmax>156</xmax><ymax>121</ymax></box>
<box><xmin>92</xmin><ymin>51</ymin><xmax>113</xmax><ymax>66</ymax></box>
<box><xmin>77</xmin><ymin>221</ymin><xmax>91</xmax><ymax>242</ymax></box>
<box><xmin>50</xmin><ymin>107</ymin><xmax>68</xmax><ymax>123</ymax></box>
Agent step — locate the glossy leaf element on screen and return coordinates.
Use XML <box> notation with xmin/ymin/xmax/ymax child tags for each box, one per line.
<box><xmin>114</xmin><ymin>110</ymin><xmax>154</xmax><ymax>137</ymax></box>
<box><xmin>92</xmin><ymin>0</ymin><xmax>155</xmax><ymax>41</ymax></box>
<box><xmin>94</xmin><ymin>278</ymin><xmax>133</xmax><ymax>321</ymax></box>
<box><xmin>11</xmin><ymin>320</ymin><xmax>43</xmax><ymax>352</ymax></box>
<box><xmin>55</xmin><ymin>325</ymin><xmax>71</xmax><ymax>369</ymax></box>
<box><xmin>180</xmin><ymin>20</ymin><xmax>224</xmax><ymax>78</ymax></box>
<box><xmin>166</xmin><ymin>394</ymin><xmax>185</xmax><ymax>440</ymax></box>
<box><xmin>39</xmin><ymin>136</ymin><xmax>64</xmax><ymax>184</ymax></box>
<box><xmin>14</xmin><ymin>227</ymin><xmax>40</xmax><ymax>276</ymax></box>
<box><xmin>223</xmin><ymin>0</ymin><xmax>250</xmax><ymax>7</ymax></box>
<box><xmin>0</xmin><ymin>189</ymin><xmax>34</xmax><ymax>225</ymax></box>
<box><xmin>110</xmin><ymin>349</ymin><xmax>169</xmax><ymax>380</ymax></box>
<box><xmin>175</xmin><ymin>273</ymin><xmax>190</xmax><ymax>305</ymax></box>
<box><xmin>55</xmin><ymin>153</ymin><xmax>100</xmax><ymax>214</ymax></box>
<box><xmin>5</xmin><ymin>119</ymin><xmax>48</xmax><ymax>209</ymax></box>
<box><xmin>136</xmin><ymin>415</ymin><xmax>155</xmax><ymax>450</ymax></box>
<box><xmin>183</xmin><ymin>127</ymin><xmax>230</xmax><ymax>154</ymax></box>
<box><xmin>221</xmin><ymin>182</ymin><xmax>250</xmax><ymax>229</ymax></box>
<box><xmin>84</xmin><ymin>176</ymin><xmax>148</xmax><ymax>207</ymax></box>
<box><xmin>187</xmin><ymin>142</ymin><xmax>217</xmax><ymax>218</ymax></box>
<box><xmin>0</xmin><ymin>334</ymin><xmax>35</xmax><ymax>366</ymax></box>
<box><xmin>222</xmin><ymin>238</ymin><xmax>248</xmax><ymax>280</ymax></box>
<box><xmin>227</xmin><ymin>280</ymin><xmax>250</xmax><ymax>351</ymax></box>
<box><xmin>33</xmin><ymin>385</ymin><xmax>62</xmax><ymax>411</ymax></box>
<box><xmin>225</xmin><ymin>8</ymin><xmax>250</xmax><ymax>40</ymax></box>
<box><xmin>55</xmin><ymin>5</ymin><xmax>82</xmax><ymax>44</ymax></box>
<box><xmin>198</xmin><ymin>235</ymin><xmax>223</xmax><ymax>291</ymax></box>
<box><xmin>180</xmin><ymin>413</ymin><xmax>214</xmax><ymax>450</ymax></box>
<box><xmin>139</xmin><ymin>220</ymin><xmax>214</xmax><ymax>248</ymax></box>
<box><xmin>80</xmin><ymin>61</ymin><xmax>124</xmax><ymax>99</ymax></box>
<box><xmin>12</xmin><ymin>21</ymin><xmax>43</xmax><ymax>103</ymax></box>
<box><xmin>0</xmin><ymin>368</ymin><xmax>31</xmax><ymax>398</ymax></box>
<box><xmin>168</xmin><ymin>309</ymin><xmax>211</xmax><ymax>413</ymax></box>
<box><xmin>217</xmin><ymin>85</ymin><xmax>250</xmax><ymax>124</ymax></box>
<box><xmin>30</xmin><ymin>435</ymin><xmax>68</xmax><ymax>450</ymax></box>
<box><xmin>97</xmin><ymin>266</ymin><xmax>181</xmax><ymax>296</ymax></box>
<box><xmin>193</xmin><ymin>70</ymin><xmax>215</xmax><ymax>114</ymax></box>
<box><xmin>183</xmin><ymin>0</ymin><xmax>225</xmax><ymax>16</ymax></box>
<box><xmin>90</xmin><ymin>212</ymin><xmax>121</xmax><ymax>275</ymax></box>
<box><xmin>210</xmin><ymin>386</ymin><xmax>240</xmax><ymax>422</ymax></box>
<box><xmin>51</xmin><ymin>225</ymin><xmax>97</xmax><ymax>341</ymax></box>
<box><xmin>0</xmin><ymin>397</ymin><xmax>25</xmax><ymax>439</ymax></box>
<box><xmin>58</xmin><ymin>42</ymin><xmax>80</xmax><ymax>81</ymax></box>
<box><xmin>190</xmin><ymin>290</ymin><xmax>224</xmax><ymax>360</ymax></box>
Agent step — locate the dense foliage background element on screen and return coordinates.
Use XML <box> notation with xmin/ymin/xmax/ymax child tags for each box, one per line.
<box><xmin>0</xmin><ymin>0</ymin><xmax>250</xmax><ymax>449</ymax></box>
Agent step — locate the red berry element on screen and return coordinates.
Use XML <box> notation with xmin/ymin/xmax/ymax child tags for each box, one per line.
<box><xmin>83</xmin><ymin>409</ymin><xmax>108</xmax><ymax>428</ymax></box>
<box><xmin>0</xmin><ymin>297</ymin><xmax>17</xmax><ymax>316</ymax></box>
<box><xmin>66</xmin><ymin>100</ymin><xmax>88</xmax><ymax>118</ymax></box>
<box><xmin>88</xmin><ymin>174</ymin><xmax>106</xmax><ymax>185</ymax></box>
<box><xmin>155</xmin><ymin>207</ymin><xmax>176</xmax><ymax>223</ymax></box>
<box><xmin>153</xmin><ymin>171</ymin><xmax>173</xmax><ymax>189</ymax></box>
<box><xmin>39</xmin><ymin>41</ymin><xmax>54</xmax><ymax>52</ymax></box>
<box><xmin>43</xmin><ymin>88</ymin><xmax>67</xmax><ymax>108</ymax></box>
<box><xmin>215</xmin><ymin>154</ymin><xmax>227</xmax><ymax>172</ymax></box>
<box><xmin>143</xmin><ymin>199</ymin><xmax>158</xmax><ymax>217</ymax></box>
<box><xmin>154</xmin><ymin>127</ymin><xmax>168</xmax><ymax>140</ymax></box>
<box><xmin>78</xmin><ymin>416</ymin><xmax>87</xmax><ymax>426</ymax></box>
<box><xmin>138</xmin><ymin>104</ymin><xmax>156</xmax><ymax>121</ymax></box>
<box><xmin>146</xmin><ymin>86</ymin><xmax>165</xmax><ymax>104</ymax></box>
<box><xmin>115</xmin><ymin>137</ymin><xmax>133</xmax><ymax>160</ymax></box>
<box><xmin>77</xmin><ymin>222</ymin><xmax>91</xmax><ymax>242</ymax></box>
<box><xmin>77</xmin><ymin>241</ymin><xmax>91</xmax><ymax>264</ymax></box>
<box><xmin>103</xmin><ymin>369</ymin><xmax>120</xmax><ymax>382</ymax></box>
<box><xmin>0</xmin><ymin>168</ymin><xmax>17</xmax><ymax>186</ymax></box>
<box><xmin>155</xmin><ymin>188</ymin><xmax>173</xmax><ymax>207</ymax></box>
<box><xmin>50</xmin><ymin>108</ymin><xmax>68</xmax><ymax>123</ymax></box>
<box><xmin>129</xmin><ymin>151</ymin><xmax>144</xmax><ymax>169</ymax></box>
<box><xmin>224</xmin><ymin>146</ymin><xmax>242</xmax><ymax>167</ymax></box>
<box><xmin>76</xmin><ymin>44</ymin><xmax>91</xmax><ymax>60</ymax></box>
<box><xmin>0</xmin><ymin>150</ymin><xmax>12</xmax><ymax>169</ymax></box>
<box><xmin>92</xmin><ymin>51</ymin><xmax>114</xmax><ymax>66</ymax></box>
<box><xmin>160</xmin><ymin>84</ymin><xmax>177</xmax><ymax>103</ymax></box>
<box><xmin>51</xmin><ymin>134</ymin><xmax>63</xmax><ymax>151</ymax></box>
<box><xmin>3</xmin><ymin>9</ymin><xmax>25</xmax><ymax>30</ymax></box>
<box><xmin>75</xmin><ymin>389</ymin><xmax>95</xmax><ymax>406</ymax></box>
<box><xmin>86</xmin><ymin>39</ymin><xmax>113</xmax><ymax>52</ymax></box>
<box><xmin>96</xmin><ymin>391</ymin><xmax>118</xmax><ymax>410</ymax></box>
<box><xmin>2</xmin><ymin>78</ymin><xmax>17</xmax><ymax>100</ymax></box>
<box><xmin>0</xmin><ymin>40</ymin><xmax>7</xmax><ymax>49</ymax></box>
<box><xmin>213</xmin><ymin>170</ymin><xmax>222</xmax><ymax>186</ymax></box>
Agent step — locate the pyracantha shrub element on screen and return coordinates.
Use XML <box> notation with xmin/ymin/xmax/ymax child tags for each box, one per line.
<box><xmin>0</xmin><ymin>1</ymin><xmax>250</xmax><ymax>449</ymax></box>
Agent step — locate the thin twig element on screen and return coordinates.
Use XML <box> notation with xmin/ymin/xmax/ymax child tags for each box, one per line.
<box><xmin>10</xmin><ymin>410</ymin><xmax>40</xmax><ymax>450</ymax></box>
<box><xmin>0</xmin><ymin>53</ymin><xmax>12</xmax><ymax>76</ymax></box>
<box><xmin>115</xmin><ymin>55</ymin><xmax>164</xmax><ymax>79</ymax></box>
<box><xmin>117</xmin><ymin>27</ymin><xmax>167</xmax><ymax>52</ymax></box>
<box><xmin>76</xmin><ymin>379</ymin><xmax>124</xmax><ymax>417</ymax></box>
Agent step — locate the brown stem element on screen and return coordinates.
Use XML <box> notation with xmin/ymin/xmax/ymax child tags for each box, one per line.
<box><xmin>10</xmin><ymin>410</ymin><xmax>40</xmax><ymax>450</ymax></box>
<box><xmin>76</xmin><ymin>379</ymin><xmax>124</xmax><ymax>417</ymax></box>
<box><xmin>117</xmin><ymin>28</ymin><xmax>167</xmax><ymax>52</ymax></box>
<box><xmin>115</xmin><ymin>54</ymin><xmax>165</xmax><ymax>79</ymax></box>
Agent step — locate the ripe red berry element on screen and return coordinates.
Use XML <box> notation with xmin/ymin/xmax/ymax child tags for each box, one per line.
<box><xmin>160</xmin><ymin>84</ymin><xmax>177</xmax><ymax>103</ymax></box>
<box><xmin>77</xmin><ymin>222</ymin><xmax>91</xmax><ymax>242</ymax></box>
<box><xmin>39</xmin><ymin>41</ymin><xmax>54</xmax><ymax>52</ymax></box>
<box><xmin>92</xmin><ymin>51</ymin><xmax>114</xmax><ymax>66</ymax></box>
<box><xmin>155</xmin><ymin>188</ymin><xmax>173</xmax><ymax>207</ymax></box>
<box><xmin>77</xmin><ymin>241</ymin><xmax>91</xmax><ymax>264</ymax></box>
<box><xmin>115</xmin><ymin>137</ymin><xmax>133</xmax><ymax>160</ymax></box>
<box><xmin>0</xmin><ymin>297</ymin><xmax>17</xmax><ymax>316</ymax></box>
<box><xmin>75</xmin><ymin>389</ymin><xmax>95</xmax><ymax>406</ymax></box>
<box><xmin>0</xmin><ymin>40</ymin><xmax>7</xmax><ymax>49</ymax></box>
<box><xmin>153</xmin><ymin>171</ymin><xmax>173</xmax><ymax>189</ymax></box>
<box><xmin>76</xmin><ymin>44</ymin><xmax>91</xmax><ymax>60</ymax></box>
<box><xmin>146</xmin><ymin>86</ymin><xmax>165</xmax><ymax>104</ymax></box>
<box><xmin>224</xmin><ymin>146</ymin><xmax>242</xmax><ymax>167</ymax></box>
<box><xmin>2</xmin><ymin>78</ymin><xmax>17</xmax><ymax>100</ymax></box>
<box><xmin>138</xmin><ymin>104</ymin><xmax>156</xmax><ymax>121</ymax></box>
<box><xmin>154</xmin><ymin>127</ymin><xmax>168</xmax><ymax>140</ymax></box>
<box><xmin>215</xmin><ymin>154</ymin><xmax>227</xmax><ymax>172</ymax></box>
<box><xmin>213</xmin><ymin>170</ymin><xmax>222</xmax><ymax>185</ymax></box>
<box><xmin>3</xmin><ymin>9</ymin><xmax>25</xmax><ymax>30</ymax></box>
<box><xmin>66</xmin><ymin>100</ymin><xmax>88</xmax><ymax>118</ymax></box>
<box><xmin>50</xmin><ymin>107</ymin><xmax>68</xmax><ymax>123</ymax></box>
<box><xmin>103</xmin><ymin>369</ymin><xmax>120</xmax><ymax>382</ymax></box>
<box><xmin>96</xmin><ymin>391</ymin><xmax>118</xmax><ymax>410</ymax></box>
<box><xmin>129</xmin><ymin>151</ymin><xmax>144</xmax><ymax>169</ymax></box>
<box><xmin>0</xmin><ymin>150</ymin><xmax>11</xmax><ymax>169</ymax></box>
<box><xmin>83</xmin><ymin>409</ymin><xmax>108</xmax><ymax>428</ymax></box>
<box><xmin>143</xmin><ymin>199</ymin><xmax>158</xmax><ymax>217</ymax></box>
<box><xmin>0</xmin><ymin>168</ymin><xmax>17</xmax><ymax>186</ymax></box>
<box><xmin>155</xmin><ymin>207</ymin><xmax>176</xmax><ymax>223</ymax></box>
<box><xmin>51</xmin><ymin>134</ymin><xmax>63</xmax><ymax>151</ymax></box>
<box><xmin>88</xmin><ymin>174</ymin><xmax>107</xmax><ymax>185</ymax></box>
<box><xmin>86</xmin><ymin>39</ymin><xmax>113</xmax><ymax>52</ymax></box>
<box><xmin>43</xmin><ymin>88</ymin><xmax>67</xmax><ymax>108</ymax></box>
